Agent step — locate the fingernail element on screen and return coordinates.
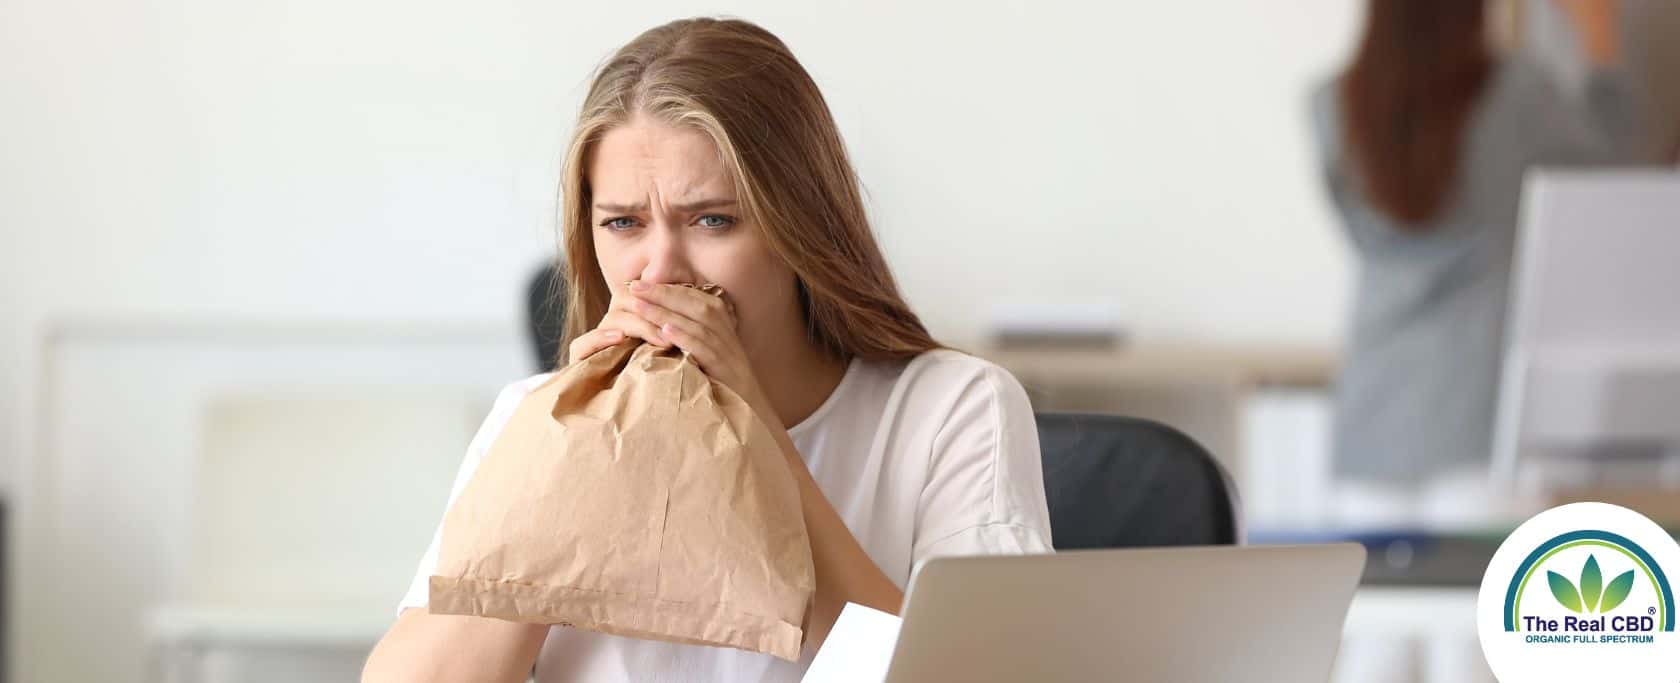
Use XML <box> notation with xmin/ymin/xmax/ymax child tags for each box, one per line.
<box><xmin>605</xmin><ymin>330</ymin><xmax>622</xmax><ymax>340</ymax></box>
<box><xmin>629</xmin><ymin>280</ymin><xmax>650</xmax><ymax>293</ymax></box>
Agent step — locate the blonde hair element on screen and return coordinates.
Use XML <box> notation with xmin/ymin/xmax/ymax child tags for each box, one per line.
<box><xmin>554</xmin><ymin>17</ymin><xmax>941</xmax><ymax>367</ymax></box>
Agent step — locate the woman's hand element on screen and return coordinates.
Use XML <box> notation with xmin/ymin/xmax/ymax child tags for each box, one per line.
<box><xmin>565</xmin><ymin>285</ymin><xmax>678</xmax><ymax>364</ymax></box>
<box><xmin>620</xmin><ymin>280</ymin><xmax>777</xmax><ymax>423</ymax></box>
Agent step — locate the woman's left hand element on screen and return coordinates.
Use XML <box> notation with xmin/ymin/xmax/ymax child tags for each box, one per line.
<box><xmin>623</xmin><ymin>280</ymin><xmax>777</xmax><ymax>425</ymax></box>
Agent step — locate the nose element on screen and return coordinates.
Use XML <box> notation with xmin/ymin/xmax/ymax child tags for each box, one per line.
<box><xmin>635</xmin><ymin>224</ymin><xmax>698</xmax><ymax>286</ymax></box>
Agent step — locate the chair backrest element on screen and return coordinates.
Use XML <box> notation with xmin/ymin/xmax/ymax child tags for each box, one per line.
<box><xmin>526</xmin><ymin>261</ymin><xmax>565</xmax><ymax>372</ymax></box>
<box><xmin>1035</xmin><ymin>411</ymin><xmax>1241</xmax><ymax>549</ymax></box>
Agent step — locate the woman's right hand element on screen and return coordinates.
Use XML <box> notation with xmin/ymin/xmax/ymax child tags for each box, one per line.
<box><xmin>565</xmin><ymin>286</ymin><xmax>674</xmax><ymax>363</ymax></box>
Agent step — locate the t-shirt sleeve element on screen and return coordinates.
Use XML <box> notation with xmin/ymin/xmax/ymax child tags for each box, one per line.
<box><xmin>395</xmin><ymin>376</ymin><xmax>539</xmax><ymax>613</ymax></box>
<box><xmin>909</xmin><ymin>360</ymin><xmax>1055</xmax><ymax>576</ymax></box>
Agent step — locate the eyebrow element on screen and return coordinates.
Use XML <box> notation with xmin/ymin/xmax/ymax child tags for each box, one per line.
<box><xmin>592</xmin><ymin>198</ymin><xmax>739</xmax><ymax>214</ymax></box>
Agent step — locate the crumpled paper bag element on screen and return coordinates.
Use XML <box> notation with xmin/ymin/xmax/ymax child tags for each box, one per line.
<box><xmin>428</xmin><ymin>285</ymin><xmax>815</xmax><ymax>660</ymax></box>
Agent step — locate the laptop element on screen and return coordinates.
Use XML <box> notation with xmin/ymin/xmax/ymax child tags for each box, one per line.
<box><xmin>882</xmin><ymin>543</ymin><xmax>1367</xmax><ymax>682</ymax></box>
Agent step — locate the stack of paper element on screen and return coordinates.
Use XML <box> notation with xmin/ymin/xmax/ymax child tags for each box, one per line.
<box><xmin>801</xmin><ymin>603</ymin><xmax>903</xmax><ymax>683</ymax></box>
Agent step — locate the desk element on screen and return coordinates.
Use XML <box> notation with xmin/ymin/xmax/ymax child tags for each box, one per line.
<box><xmin>1337</xmin><ymin>587</ymin><xmax>1492</xmax><ymax>683</ymax></box>
<box><xmin>1344</xmin><ymin>586</ymin><xmax>1479</xmax><ymax>639</ymax></box>
<box><xmin>141</xmin><ymin>589</ymin><xmax>1486</xmax><ymax>683</ymax></box>
<box><xmin>977</xmin><ymin>343</ymin><xmax>1338</xmax><ymax>495</ymax></box>
<box><xmin>977</xmin><ymin>343</ymin><xmax>1338</xmax><ymax>389</ymax></box>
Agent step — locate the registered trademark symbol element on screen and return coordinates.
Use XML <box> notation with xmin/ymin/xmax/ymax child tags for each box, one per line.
<box><xmin>1650</xmin><ymin>606</ymin><xmax>1658</xmax><ymax>615</ymax></box>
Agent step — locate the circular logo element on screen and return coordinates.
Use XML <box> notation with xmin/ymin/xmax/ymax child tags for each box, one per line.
<box><xmin>1478</xmin><ymin>502</ymin><xmax>1680</xmax><ymax>681</ymax></box>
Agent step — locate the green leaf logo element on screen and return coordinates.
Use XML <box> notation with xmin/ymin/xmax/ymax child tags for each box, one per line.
<box><xmin>1550</xmin><ymin>570</ymin><xmax>1584</xmax><ymax>612</ymax></box>
<box><xmin>1581</xmin><ymin>555</ymin><xmax>1603</xmax><ymax>612</ymax></box>
<box><xmin>1548</xmin><ymin>554</ymin><xmax>1638</xmax><ymax>614</ymax></box>
<box><xmin>1601</xmin><ymin>570</ymin><xmax>1636</xmax><ymax>612</ymax></box>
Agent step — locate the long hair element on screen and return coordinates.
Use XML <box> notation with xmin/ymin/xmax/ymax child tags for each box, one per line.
<box><xmin>554</xmin><ymin>17</ymin><xmax>941</xmax><ymax>367</ymax></box>
<box><xmin>1340</xmin><ymin>0</ymin><xmax>1494</xmax><ymax>228</ymax></box>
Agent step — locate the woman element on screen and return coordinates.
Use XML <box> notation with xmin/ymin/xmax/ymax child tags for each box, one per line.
<box><xmin>363</xmin><ymin>17</ymin><xmax>1053</xmax><ymax>682</ymax></box>
<box><xmin>1310</xmin><ymin>0</ymin><xmax>1639</xmax><ymax>527</ymax></box>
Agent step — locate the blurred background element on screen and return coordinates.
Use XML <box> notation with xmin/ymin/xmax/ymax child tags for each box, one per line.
<box><xmin>2</xmin><ymin>0</ymin><xmax>1677</xmax><ymax>681</ymax></box>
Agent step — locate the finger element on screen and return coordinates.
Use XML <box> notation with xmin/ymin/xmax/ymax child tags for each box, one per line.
<box><xmin>606</xmin><ymin>290</ymin><xmax>639</xmax><ymax>314</ymax></box>
<box><xmin>625</xmin><ymin>291</ymin><xmax>730</xmax><ymax>347</ymax></box>
<box><xmin>607</xmin><ymin>291</ymin><xmax>678</xmax><ymax>333</ymax></box>
<box><xmin>653</xmin><ymin>317</ymin><xmax>719</xmax><ymax>369</ymax></box>
<box><xmin>601</xmin><ymin>309</ymin><xmax>672</xmax><ymax>347</ymax></box>
<box><xmin>625</xmin><ymin>297</ymin><xmax>716</xmax><ymax>349</ymax></box>
<box><xmin>627</xmin><ymin>281</ymin><xmax>734</xmax><ymax>330</ymax></box>
<box><xmin>567</xmin><ymin>328</ymin><xmax>625</xmax><ymax>363</ymax></box>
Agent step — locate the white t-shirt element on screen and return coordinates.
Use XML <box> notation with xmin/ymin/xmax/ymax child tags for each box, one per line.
<box><xmin>398</xmin><ymin>348</ymin><xmax>1055</xmax><ymax>682</ymax></box>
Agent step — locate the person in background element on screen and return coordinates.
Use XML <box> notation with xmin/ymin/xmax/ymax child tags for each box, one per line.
<box><xmin>1309</xmin><ymin>0</ymin><xmax>1641</xmax><ymax>530</ymax></box>
<box><xmin>1313</xmin><ymin>3</ymin><xmax>1642</xmax><ymax>682</ymax></box>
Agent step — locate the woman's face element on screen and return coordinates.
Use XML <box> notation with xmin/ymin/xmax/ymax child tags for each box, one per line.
<box><xmin>587</xmin><ymin>115</ymin><xmax>802</xmax><ymax>355</ymax></box>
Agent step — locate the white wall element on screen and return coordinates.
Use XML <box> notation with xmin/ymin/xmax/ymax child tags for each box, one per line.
<box><xmin>0</xmin><ymin>0</ymin><xmax>1365</xmax><ymax>449</ymax></box>
<box><xmin>1</xmin><ymin>1</ymin><xmax>1364</xmax><ymax>679</ymax></box>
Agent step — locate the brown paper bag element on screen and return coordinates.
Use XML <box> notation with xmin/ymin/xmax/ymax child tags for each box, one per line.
<box><xmin>428</xmin><ymin>292</ymin><xmax>815</xmax><ymax>660</ymax></box>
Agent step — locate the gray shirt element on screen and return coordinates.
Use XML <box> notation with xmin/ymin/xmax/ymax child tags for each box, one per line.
<box><xmin>1309</xmin><ymin>57</ymin><xmax>1638</xmax><ymax>486</ymax></box>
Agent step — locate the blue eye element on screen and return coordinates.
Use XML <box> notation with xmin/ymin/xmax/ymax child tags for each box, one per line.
<box><xmin>600</xmin><ymin>217</ymin><xmax>637</xmax><ymax>231</ymax></box>
<box><xmin>697</xmin><ymin>214</ymin><xmax>736</xmax><ymax>230</ymax></box>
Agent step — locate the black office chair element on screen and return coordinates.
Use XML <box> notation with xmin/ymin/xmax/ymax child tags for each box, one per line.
<box><xmin>1035</xmin><ymin>412</ymin><xmax>1242</xmax><ymax>550</ymax></box>
<box><xmin>526</xmin><ymin>261</ymin><xmax>566</xmax><ymax>372</ymax></box>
